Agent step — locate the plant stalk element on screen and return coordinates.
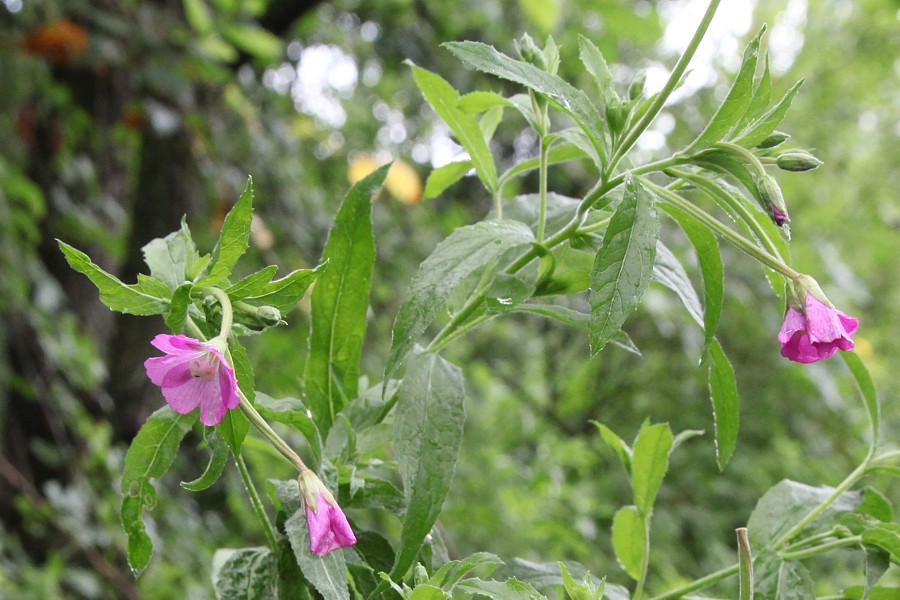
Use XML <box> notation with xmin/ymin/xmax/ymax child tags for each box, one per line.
<box><xmin>235</xmin><ymin>452</ymin><xmax>279</xmax><ymax>550</ymax></box>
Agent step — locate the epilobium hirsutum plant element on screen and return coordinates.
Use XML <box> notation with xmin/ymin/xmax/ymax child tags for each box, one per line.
<box><xmin>60</xmin><ymin>0</ymin><xmax>897</xmax><ymax>598</ymax></box>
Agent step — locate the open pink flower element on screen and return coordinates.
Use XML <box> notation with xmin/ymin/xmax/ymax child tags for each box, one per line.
<box><xmin>298</xmin><ymin>470</ymin><xmax>356</xmax><ymax>555</ymax></box>
<box><xmin>143</xmin><ymin>334</ymin><xmax>240</xmax><ymax>425</ymax></box>
<box><xmin>778</xmin><ymin>295</ymin><xmax>858</xmax><ymax>363</ymax></box>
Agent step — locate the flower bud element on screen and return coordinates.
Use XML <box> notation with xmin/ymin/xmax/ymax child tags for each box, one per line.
<box><xmin>755</xmin><ymin>175</ymin><xmax>789</xmax><ymax>226</ymax></box>
<box><xmin>756</xmin><ymin>131</ymin><xmax>789</xmax><ymax>149</ymax></box>
<box><xmin>776</xmin><ymin>151</ymin><xmax>823</xmax><ymax>172</ymax></box>
<box><xmin>255</xmin><ymin>305</ymin><xmax>282</xmax><ymax>326</ymax></box>
<box><xmin>628</xmin><ymin>72</ymin><xmax>646</xmax><ymax>100</ymax></box>
<box><xmin>515</xmin><ymin>33</ymin><xmax>541</xmax><ymax>66</ymax></box>
<box><xmin>605</xmin><ymin>98</ymin><xmax>628</xmax><ymax>136</ymax></box>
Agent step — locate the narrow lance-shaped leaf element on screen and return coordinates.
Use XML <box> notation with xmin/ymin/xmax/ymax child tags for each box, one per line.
<box><xmin>390</xmin><ymin>352</ymin><xmax>466</xmax><ymax>584</ymax></box>
<box><xmin>443</xmin><ymin>41</ymin><xmax>608</xmax><ymax>165</ymax></box>
<box><xmin>57</xmin><ymin>241</ymin><xmax>169</xmax><ymax>315</ymax></box>
<box><xmin>424</xmin><ymin>160</ymin><xmax>473</xmax><ymax>200</ymax></box>
<box><xmin>410</xmin><ymin>64</ymin><xmax>498</xmax><ymax>193</ymax></box>
<box><xmin>589</xmin><ymin>178</ymin><xmax>660</xmax><ymax>354</ymax></box>
<box><xmin>651</xmin><ymin>240</ymin><xmax>703</xmax><ymax>327</ymax></box>
<box><xmin>385</xmin><ymin>219</ymin><xmax>534</xmax><ymax>382</ymax></box>
<box><xmin>305</xmin><ymin>165</ymin><xmax>388</xmax><ymax>433</ymax></box>
<box><xmin>707</xmin><ymin>338</ymin><xmax>740</xmax><ymax>470</ymax></box>
<box><xmin>684</xmin><ymin>28</ymin><xmax>763</xmax><ymax>153</ymax></box>
<box><xmin>841</xmin><ymin>351</ymin><xmax>879</xmax><ymax>450</ymax></box>
<box><xmin>732</xmin><ymin>79</ymin><xmax>804</xmax><ymax>148</ymax></box>
<box><xmin>659</xmin><ymin>202</ymin><xmax>724</xmax><ymax>354</ymax></box>
<box><xmin>120</xmin><ymin>406</ymin><xmax>196</xmax><ymax>574</ymax></box>
<box><xmin>181</xmin><ymin>431</ymin><xmax>230</xmax><ymax>492</ymax></box>
<box><xmin>199</xmin><ymin>177</ymin><xmax>254</xmax><ymax>286</ymax></box>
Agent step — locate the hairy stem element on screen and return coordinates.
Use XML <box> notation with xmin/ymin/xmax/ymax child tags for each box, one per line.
<box><xmin>235</xmin><ymin>452</ymin><xmax>279</xmax><ymax>550</ymax></box>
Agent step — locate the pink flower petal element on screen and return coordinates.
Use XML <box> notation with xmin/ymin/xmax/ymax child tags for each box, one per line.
<box><xmin>160</xmin><ymin>376</ymin><xmax>207</xmax><ymax>414</ymax></box>
<box><xmin>306</xmin><ymin>496</ymin><xmax>357</xmax><ymax>555</ymax></box>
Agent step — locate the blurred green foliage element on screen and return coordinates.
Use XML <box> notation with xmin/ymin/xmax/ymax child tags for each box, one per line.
<box><xmin>0</xmin><ymin>0</ymin><xmax>898</xmax><ymax>597</ymax></box>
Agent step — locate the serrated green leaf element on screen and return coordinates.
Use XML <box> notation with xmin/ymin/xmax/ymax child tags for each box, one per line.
<box><xmin>411</xmin><ymin>65</ymin><xmax>498</xmax><ymax>193</ymax></box>
<box><xmin>390</xmin><ymin>352</ymin><xmax>466</xmax><ymax>584</ymax></box>
<box><xmin>58</xmin><ymin>241</ymin><xmax>169</xmax><ymax>315</ymax></box>
<box><xmin>741</xmin><ymin>55</ymin><xmax>771</xmax><ymax>127</ymax></box>
<box><xmin>255</xmin><ymin>392</ymin><xmax>322</xmax><ymax>468</ymax></box>
<box><xmin>385</xmin><ymin>219</ymin><xmax>534</xmax><ymax>382</ymax></box>
<box><xmin>120</xmin><ymin>406</ymin><xmax>196</xmax><ymax>574</ymax></box>
<box><xmin>842</xmin><ymin>585</ymin><xmax>900</xmax><ymax>600</ymax></box>
<box><xmin>245</xmin><ymin>265</ymin><xmax>325</xmax><ymax>313</ymax></box>
<box><xmin>841</xmin><ymin>352</ymin><xmax>879</xmax><ymax>451</ymax></box>
<box><xmin>229</xmin><ymin>337</ymin><xmax>255</xmax><ymax>401</ymax></box>
<box><xmin>862</xmin><ymin>523</ymin><xmax>900</xmax><ymax>561</ymax></box>
<box><xmin>659</xmin><ymin>202</ymin><xmax>723</xmax><ymax>353</ymax></box>
<box><xmin>454</xmin><ymin>578</ymin><xmax>544</xmax><ymax>600</ymax></box>
<box><xmin>577</xmin><ymin>35</ymin><xmax>617</xmax><ymax>106</ymax></box>
<box><xmin>685</xmin><ymin>29</ymin><xmax>763</xmax><ymax>152</ymax></box>
<box><xmin>500</xmin><ymin>139</ymin><xmax>589</xmax><ymax>184</ymax></box>
<box><xmin>433</xmin><ymin>552</ymin><xmax>504</xmax><ymax>590</ymax></box>
<box><xmin>747</xmin><ymin>480</ymin><xmax>863</xmax><ymax>549</ymax></box>
<box><xmin>631</xmin><ymin>422</ymin><xmax>672</xmax><ymax>517</ymax></box>
<box><xmin>199</xmin><ymin>177</ymin><xmax>254</xmax><ymax>286</ymax></box>
<box><xmin>218</xmin><ymin>404</ymin><xmax>249</xmax><ymax>456</ymax></box>
<box><xmin>226</xmin><ymin>266</ymin><xmax>279</xmax><ymax>299</ymax></box>
<box><xmin>424</xmin><ymin>160</ymin><xmax>473</xmax><ymax>200</ymax></box>
<box><xmin>651</xmin><ymin>240</ymin><xmax>703</xmax><ymax>327</ymax></box>
<box><xmin>589</xmin><ymin>179</ymin><xmax>659</xmax><ymax>354</ymax></box>
<box><xmin>732</xmin><ymin>80</ymin><xmax>803</xmax><ymax>148</ymax></box>
<box><xmin>444</xmin><ymin>41</ymin><xmax>607</xmax><ymax>165</ymax></box>
<box><xmin>305</xmin><ymin>166</ymin><xmax>387</xmax><ymax>433</ymax></box>
<box><xmin>611</xmin><ymin>506</ymin><xmax>645</xmax><ymax>581</ymax></box>
<box><xmin>181</xmin><ymin>430</ymin><xmax>229</xmax><ymax>491</ymax></box>
<box><xmin>592</xmin><ymin>421</ymin><xmax>633</xmax><ymax>473</ymax></box>
<box><xmin>134</xmin><ymin>274</ymin><xmax>176</xmax><ymax>300</ymax></box>
<box><xmin>707</xmin><ymin>338</ymin><xmax>739</xmax><ymax>470</ymax></box>
<box><xmin>211</xmin><ymin>547</ymin><xmax>277</xmax><ymax>600</ymax></box>
<box><xmin>142</xmin><ymin>219</ymin><xmax>203</xmax><ymax>290</ymax></box>
<box><xmin>458</xmin><ymin>90</ymin><xmax>512</xmax><ymax>113</ymax></box>
<box><xmin>409</xmin><ymin>585</ymin><xmax>447</xmax><ymax>600</ymax></box>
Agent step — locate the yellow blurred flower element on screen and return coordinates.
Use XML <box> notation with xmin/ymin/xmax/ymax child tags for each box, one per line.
<box><xmin>348</xmin><ymin>155</ymin><xmax>422</xmax><ymax>205</ymax></box>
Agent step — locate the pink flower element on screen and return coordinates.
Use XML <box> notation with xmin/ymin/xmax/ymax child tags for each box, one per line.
<box><xmin>298</xmin><ymin>470</ymin><xmax>357</xmax><ymax>555</ymax></box>
<box><xmin>143</xmin><ymin>334</ymin><xmax>240</xmax><ymax>425</ymax></box>
<box><xmin>772</xmin><ymin>205</ymin><xmax>789</xmax><ymax>226</ymax></box>
<box><xmin>778</xmin><ymin>295</ymin><xmax>858</xmax><ymax>363</ymax></box>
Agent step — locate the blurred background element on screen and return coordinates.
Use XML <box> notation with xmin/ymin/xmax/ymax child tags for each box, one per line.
<box><xmin>1</xmin><ymin>0</ymin><xmax>898</xmax><ymax>597</ymax></box>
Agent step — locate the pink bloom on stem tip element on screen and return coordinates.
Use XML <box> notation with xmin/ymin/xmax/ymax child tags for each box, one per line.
<box><xmin>143</xmin><ymin>334</ymin><xmax>240</xmax><ymax>426</ymax></box>
<box><xmin>299</xmin><ymin>470</ymin><xmax>357</xmax><ymax>555</ymax></box>
<box><xmin>778</xmin><ymin>295</ymin><xmax>858</xmax><ymax>364</ymax></box>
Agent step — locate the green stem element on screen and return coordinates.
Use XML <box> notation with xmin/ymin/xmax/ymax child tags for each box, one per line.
<box><xmin>201</xmin><ymin>286</ymin><xmax>234</xmax><ymax>341</ymax></box>
<box><xmin>235</xmin><ymin>452</ymin><xmax>278</xmax><ymax>550</ymax></box>
<box><xmin>870</xmin><ymin>449</ymin><xmax>900</xmax><ymax>467</ymax></box>
<box><xmin>737</xmin><ymin>528</ymin><xmax>753</xmax><ymax>600</ymax></box>
<box><xmin>713</xmin><ymin>141</ymin><xmax>768</xmax><ymax>178</ymax></box>
<box><xmin>771</xmin><ymin>460</ymin><xmax>870</xmax><ymax>550</ymax></box>
<box><xmin>643</xmin><ymin>179</ymin><xmax>800</xmax><ymax>279</ymax></box>
<box><xmin>537</xmin><ymin>133</ymin><xmax>550</xmax><ymax>243</ymax></box>
<box><xmin>580</xmin><ymin>155</ymin><xmax>691</xmax><ymax>215</ymax></box>
<box><xmin>649</xmin><ymin>563</ymin><xmax>740</xmax><ymax>600</ymax></box>
<box><xmin>607</xmin><ymin>0</ymin><xmax>723</xmax><ymax>174</ymax></box>
<box><xmin>633</xmin><ymin>517</ymin><xmax>652</xmax><ymax>600</ymax></box>
<box><xmin>778</xmin><ymin>536</ymin><xmax>862</xmax><ymax>561</ymax></box>
<box><xmin>237</xmin><ymin>390</ymin><xmax>309</xmax><ymax>474</ymax></box>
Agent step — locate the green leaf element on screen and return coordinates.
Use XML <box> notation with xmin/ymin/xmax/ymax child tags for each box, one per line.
<box><xmin>218</xmin><ymin>405</ymin><xmax>249</xmax><ymax>456</ymax></box>
<box><xmin>459</xmin><ymin>90</ymin><xmax>512</xmax><ymax>113</ymax></box>
<box><xmin>577</xmin><ymin>36</ymin><xmax>617</xmax><ymax>105</ymax></box>
<box><xmin>284</xmin><ymin>506</ymin><xmax>350</xmax><ymax>600</ymax></box>
<box><xmin>385</xmin><ymin>219</ymin><xmax>534</xmax><ymax>382</ymax></box>
<box><xmin>480</xmin><ymin>105</ymin><xmax>504</xmax><ymax>141</ymax></box>
<box><xmin>444</xmin><ymin>41</ymin><xmax>607</xmax><ymax>164</ymax></box>
<box><xmin>391</xmin><ymin>353</ymin><xmax>466</xmax><ymax>584</ymax></box>
<box><xmin>753</xmin><ymin>551</ymin><xmax>813</xmax><ymax>600</ymax></box>
<box><xmin>862</xmin><ymin>546</ymin><xmax>890</xmax><ymax>600</ymax></box>
<box><xmin>408</xmin><ymin>585</ymin><xmax>448</xmax><ymax>600</ymax></box>
<box><xmin>592</xmin><ymin>421</ymin><xmax>632</xmax><ymax>473</ymax></box>
<box><xmin>684</xmin><ymin>28</ymin><xmax>763</xmax><ymax>152</ymax></box>
<box><xmin>862</xmin><ymin>523</ymin><xmax>900</xmax><ymax>561</ymax></box>
<box><xmin>211</xmin><ymin>547</ymin><xmax>277</xmax><ymax>600</ymax></box>
<box><xmin>305</xmin><ymin>165</ymin><xmax>387</xmax><ymax>432</ymax></box>
<box><xmin>559</xmin><ymin>562</ymin><xmax>605</xmax><ymax>600</ymax></box>
<box><xmin>659</xmin><ymin>202</ymin><xmax>724</xmax><ymax>353</ymax></box>
<box><xmin>221</xmin><ymin>24</ymin><xmax>283</xmax><ymax>62</ymax></box>
<box><xmin>120</xmin><ymin>406</ymin><xmax>196</xmax><ymax>574</ymax></box>
<box><xmin>747</xmin><ymin>480</ymin><xmax>863</xmax><ymax>549</ymax></box>
<box><xmin>181</xmin><ymin>430</ymin><xmax>230</xmax><ymax>491</ymax></box>
<box><xmin>842</xmin><ymin>586</ymin><xmax>900</xmax><ymax>600</ymax></box>
<box><xmin>245</xmin><ymin>265</ymin><xmax>325</xmax><ymax>313</ymax></box>
<box><xmin>500</xmin><ymin>139</ymin><xmax>589</xmax><ymax>185</ymax></box>
<box><xmin>611</xmin><ymin>506</ymin><xmax>645</xmax><ymax>581</ymax></box>
<box><xmin>631</xmin><ymin>421</ymin><xmax>673</xmax><ymax>517</ymax></box>
<box><xmin>432</xmin><ymin>552</ymin><xmax>504</xmax><ymax>590</ymax></box>
<box><xmin>732</xmin><ymin>80</ymin><xmax>803</xmax><ymax>148</ymax></box>
<box><xmin>651</xmin><ymin>240</ymin><xmax>703</xmax><ymax>327</ymax></box>
<box><xmin>229</xmin><ymin>337</ymin><xmax>255</xmax><ymax>401</ymax></box>
<box><xmin>589</xmin><ymin>178</ymin><xmax>660</xmax><ymax>354</ymax></box>
<box><xmin>707</xmin><ymin>339</ymin><xmax>740</xmax><ymax>470</ymax></box>
<box><xmin>841</xmin><ymin>351</ymin><xmax>880</xmax><ymax>450</ymax></box>
<box><xmin>255</xmin><ymin>392</ymin><xmax>323</xmax><ymax>468</ymax></box>
<box><xmin>164</xmin><ymin>283</ymin><xmax>193</xmax><ymax>332</ymax></box>
<box><xmin>199</xmin><ymin>177</ymin><xmax>254</xmax><ymax>286</ymax></box>
<box><xmin>741</xmin><ymin>56</ymin><xmax>771</xmax><ymax>127</ymax></box>
<box><xmin>454</xmin><ymin>578</ymin><xmax>545</xmax><ymax>600</ymax></box>
<box><xmin>424</xmin><ymin>160</ymin><xmax>473</xmax><ymax>199</ymax></box>
<box><xmin>143</xmin><ymin>220</ymin><xmax>204</xmax><ymax>288</ymax></box>
<box><xmin>57</xmin><ymin>241</ymin><xmax>169</xmax><ymax>315</ymax></box>
<box><xmin>226</xmin><ymin>266</ymin><xmax>279</xmax><ymax>299</ymax></box>
<box><xmin>410</xmin><ymin>65</ymin><xmax>498</xmax><ymax>193</ymax></box>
